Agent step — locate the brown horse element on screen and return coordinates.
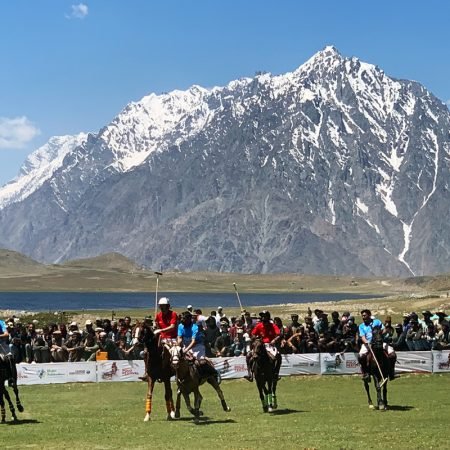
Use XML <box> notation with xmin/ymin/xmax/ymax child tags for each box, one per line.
<box><xmin>0</xmin><ymin>354</ymin><xmax>24</xmax><ymax>423</ymax></box>
<box><xmin>141</xmin><ymin>328</ymin><xmax>177</xmax><ymax>422</ymax></box>
<box><xmin>168</xmin><ymin>345</ymin><xmax>231</xmax><ymax>424</ymax></box>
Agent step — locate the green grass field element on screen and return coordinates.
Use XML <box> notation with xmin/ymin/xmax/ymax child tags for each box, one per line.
<box><xmin>3</xmin><ymin>374</ymin><xmax>449</xmax><ymax>449</ymax></box>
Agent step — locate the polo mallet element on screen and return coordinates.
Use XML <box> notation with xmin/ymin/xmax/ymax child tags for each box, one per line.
<box><xmin>154</xmin><ymin>271</ymin><xmax>163</xmax><ymax>317</ymax></box>
<box><xmin>233</xmin><ymin>282</ymin><xmax>244</xmax><ymax>312</ymax></box>
<box><xmin>368</xmin><ymin>344</ymin><xmax>388</xmax><ymax>387</ymax></box>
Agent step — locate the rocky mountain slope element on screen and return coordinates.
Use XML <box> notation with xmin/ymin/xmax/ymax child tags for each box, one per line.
<box><xmin>1</xmin><ymin>46</ymin><xmax>449</xmax><ymax>276</ymax></box>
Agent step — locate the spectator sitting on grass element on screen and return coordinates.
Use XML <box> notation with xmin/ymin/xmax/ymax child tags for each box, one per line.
<box><xmin>51</xmin><ymin>330</ymin><xmax>68</xmax><ymax>362</ymax></box>
<box><xmin>213</xmin><ymin>321</ymin><xmax>232</xmax><ymax>357</ymax></box>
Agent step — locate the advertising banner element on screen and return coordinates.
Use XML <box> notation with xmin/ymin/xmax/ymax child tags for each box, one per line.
<box><xmin>17</xmin><ymin>362</ymin><xmax>96</xmax><ymax>385</ymax></box>
<box><xmin>432</xmin><ymin>350</ymin><xmax>450</xmax><ymax>373</ymax></box>
<box><xmin>320</xmin><ymin>352</ymin><xmax>360</xmax><ymax>375</ymax></box>
<box><xmin>281</xmin><ymin>354</ymin><xmax>321</xmax><ymax>376</ymax></box>
<box><xmin>396</xmin><ymin>351</ymin><xmax>433</xmax><ymax>373</ymax></box>
<box><xmin>97</xmin><ymin>360</ymin><xmax>145</xmax><ymax>382</ymax></box>
<box><xmin>213</xmin><ymin>356</ymin><xmax>247</xmax><ymax>379</ymax></box>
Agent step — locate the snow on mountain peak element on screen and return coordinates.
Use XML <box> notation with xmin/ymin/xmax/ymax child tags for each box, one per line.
<box><xmin>100</xmin><ymin>84</ymin><xmax>215</xmax><ymax>172</ymax></box>
<box><xmin>0</xmin><ymin>132</ymin><xmax>89</xmax><ymax>210</ymax></box>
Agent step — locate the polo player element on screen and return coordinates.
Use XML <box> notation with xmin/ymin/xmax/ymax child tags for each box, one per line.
<box><xmin>244</xmin><ymin>310</ymin><xmax>281</xmax><ymax>382</ymax></box>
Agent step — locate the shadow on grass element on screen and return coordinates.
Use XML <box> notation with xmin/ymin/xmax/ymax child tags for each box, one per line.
<box><xmin>5</xmin><ymin>419</ymin><xmax>41</xmax><ymax>426</ymax></box>
<box><xmin>386</xmin><ymin>405</ymin><xmax>415</xmax><ymax>411</ymax></box>
<box><xmin>269</xmin><ymin>408</ymin><xmax>306</xmax><ymax>415</ymax></box>
<box><xmin>195</xmin><ymin>418</ymin><xmax>237</xmax><ymax>425</ymax></box>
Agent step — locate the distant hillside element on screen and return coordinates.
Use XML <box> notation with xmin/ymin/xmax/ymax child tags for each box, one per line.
<box><xmin>62</xmin><ymin>252</ymin><xmax>140</xmax><ymax>272</ymax></box>
<box><xmin>0</xmin><ymin>248</ymin><xmax>46</xmax><ymax>275</ymax></box>
<box><xmin>404</xmin><ymin>274</ymin><xmax>450</xmax><ymax>292</ymax></box>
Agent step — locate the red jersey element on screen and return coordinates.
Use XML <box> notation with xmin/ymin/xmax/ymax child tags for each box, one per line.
<box><xmin>155</xmin><ymin>310</ymin><xmax>178</xmax><ymax>339</ymax></box>
<box><xmin>251</xmin><ymin>321</ymin><xmax>280</xmax><ymax>343</ymax></box>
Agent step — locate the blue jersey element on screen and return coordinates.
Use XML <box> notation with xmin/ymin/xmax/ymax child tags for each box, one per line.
<box><xmin>178</xmin><ymin>323</ymin><xmax>203</xmax><ymax>346</ymax></box>
<box><xmin>358</xmin><ymin>319</ymin><xmax>384</xmax><ymax>343</ymax></box>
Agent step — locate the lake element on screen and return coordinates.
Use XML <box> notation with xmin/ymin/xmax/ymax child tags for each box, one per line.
<box><xmin>0</xmin><ymin>291</ymin><xmax>383</xmax><ymax>312</ymax></box>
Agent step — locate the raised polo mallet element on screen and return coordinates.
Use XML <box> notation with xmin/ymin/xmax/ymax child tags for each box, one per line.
<box><xmin>368</xmin><ymin>344</ymin><xmax>388</xmax><ymax>387</ymax></box>
<box><xmin>154</xmin><ymin>271</ymin><xmax>163</xmax><ymax>317</ymax></box>
<box><xmin>233</xmin><ymin>282</ymin><xmax>244</xmax><ymax>312</ymax></box>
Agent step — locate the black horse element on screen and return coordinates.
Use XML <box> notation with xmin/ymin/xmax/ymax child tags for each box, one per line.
<box><xmin>140</xmin><ymin>326</ymin><xmax>177</xmax><ymax>422</ymax></box>
<box><xmin>251</xmin><ymin>339</ymin><xmax>279</xmax><ymax>412</ymax></box>
<box><xmin>363</xmin><ymin>327</ymin><xmax>390</xmax><ymax>411</ymax></box>
<box><xmin>0</xmin><ymin>354</ymin><xmax>24</xmax><ymax>422</ymax></box>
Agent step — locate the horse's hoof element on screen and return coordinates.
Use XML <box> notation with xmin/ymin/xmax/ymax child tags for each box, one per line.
<box><xmin>170</xmin><ymin>411</ymin><xmax>176</xmax><ymax>419</ymax></box>
<box><xmin>198</xmin><ymin>410</ymin><xmax>204</xmax><ymax>416</ymax></box>
<box><xmin>174</xmin><ymin>410</ymin><xmax>180</xmax><ymax>419</ymax></box>
<box><xmin>194</xmin><ymin>417</ymin><xmax>200</xmax><ymax>424</ymax></box>
<box><xmin>17</xmin><ymin>405</ymin><xmax>24</xmax><ymax>413</ymax></box>
<box><xmin>263</xmin><ymin>406</ymin><xmax>269</xmax><ymax>413</ymax></box>
<box><xmin>225</xmin><ymin>406</ymin><xmax>231</xmax><ymax>412</ymax></box>
<box><xmin>369</xmin><ymin>404</ymin><xmax>375</xmax><ymax>410</ymax></box>
<box><xmin>144</xmin><ymin>413</ymin><xmax>151</xmax><ymax>422</ymax></box>
<box><xmin>268</xmin><ymin>406</ymin><xmax>274</xmax><ymax>413</ymax></box>
<box><xmin>166</xmin><ymin>414</ymin><xmax>174</xmax><ymax>421</ymax></box>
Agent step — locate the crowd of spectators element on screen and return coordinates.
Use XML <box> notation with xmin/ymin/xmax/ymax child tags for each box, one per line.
<box><xmin>1</xmin><ymin>306</ymin><xmax>449</xmax><ymax>364</ymax></box>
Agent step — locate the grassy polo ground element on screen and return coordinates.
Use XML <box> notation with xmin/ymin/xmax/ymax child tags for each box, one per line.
<box><xmin>3</xmin><ymin>373</ymin><xmax>449</xmax><ymax>449</ymax></box>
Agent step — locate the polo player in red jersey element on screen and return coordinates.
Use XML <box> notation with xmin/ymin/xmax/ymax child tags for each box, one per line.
<box><xmin>154</xmin><ymin>297</ymin><xmax>178</xmax><ymax>344</ymax></box>
<box><xmin>244</xmin><ymin>310</ymin><xmax>282</xmax><ymax>382</ymax></box>
<box><xmin>139</xmin><ymin>296</ymin><xmax>179</xmax><ymax>382</ymax></box>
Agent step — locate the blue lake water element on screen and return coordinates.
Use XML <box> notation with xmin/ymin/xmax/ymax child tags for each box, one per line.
<box><xmin>0</xmin><ymin>291</ymin><xmax>383</xmax><ymax>312</ymax></box>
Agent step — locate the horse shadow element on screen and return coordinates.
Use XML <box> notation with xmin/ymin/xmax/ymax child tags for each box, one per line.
<box><xmin>269</xmin><ymin>408</ymin><xmax>306</xmax><ymax>415</ymax></box>
<box><xmin>194</xmin><ymin>417</ymin><xmax>237</xmax><ymax>425</ymax></box>
<box><xmin>385</xmin><ymin>405</ymin><xmax>414</xmax><ymax>412</ymax></box>
<box><xmin>5</xmin><ymin>419</ymin><xmax>41</xmax><ymax>426</ymax></box>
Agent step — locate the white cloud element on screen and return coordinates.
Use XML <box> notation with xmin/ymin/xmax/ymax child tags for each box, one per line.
<box><xmin>66</xmin><ymin>3</ymin><xmax>89</xmax><ymax>19</ymax></box>
<box><xmin>446</xmin><ymin>99</ymin><xmax>450</xmax><ymax>108</ymax></box>
<box><xmin>0</xmin><ymin>117</ymin><xmax>41</xmax><ymax>150</ymax></box>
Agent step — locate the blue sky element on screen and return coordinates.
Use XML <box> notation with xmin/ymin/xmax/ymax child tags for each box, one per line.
<box><xmin>1</xmin><ymin>0</ymin><xmax>449</xmax><ymax>186</ymax></box>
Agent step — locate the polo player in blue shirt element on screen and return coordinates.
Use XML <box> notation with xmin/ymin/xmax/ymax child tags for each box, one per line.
<box><xmin>358</xmin><ymin>309</ymin><xmax>397</xmax><ymax>381</ymax></box>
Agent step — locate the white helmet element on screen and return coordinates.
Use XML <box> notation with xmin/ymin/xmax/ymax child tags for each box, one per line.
<box><xmin>158</xmin><ymin>297</ymin><xmax>170</xmax><ymax>305</ymax></box>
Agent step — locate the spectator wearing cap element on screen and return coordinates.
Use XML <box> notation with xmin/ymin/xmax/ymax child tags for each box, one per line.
<box><xmin>83</xmin><ymin>320</ymin><xmax>95</xmax><ymax>339</ymax></box>
<box><xmin>50</xmin><ymin>330</ymin><xmax>68</xmax><ymax>362</ymax></box>
<box><xmin>108</xmin><ymin>320</ymin><xmax>119</xmax><ymax>342</ymax></box>
<box><xmin>187</xmin><ymin>305</ymin><xmax>193</xmax><ymax>313</ymax></box>
<box><xmin>204</xmin><ymin>316</ymin><xmax>220</xmax><ymax>357</ymax></box>
<box><xmin>419</xmin><ymin>311</ymin><xmax>433</xmax><ymax>333</ymax></box>
<box><xmin>402</xmin><ymin>313</ymin><xmax>411</xmax><ymax>333</ymax></box>
<box><xmin>215</xmin><ymin>307</ymin><xmax>226</xmax><ymax>326</ymax></box>
<box><xmin>230</xmin><ymin>327</ymin><xmax>246</xmax><ymax>356</ymax></box>
<box><xmin>97</xmin><ymin>331</ymin><xmax>119</xmax><ymax>360</ymax></box>
<box><xmin>213</xmin><ymin>320</ymin><xmax>232</xmax><ymax>357</ymax></box>
<box><xmin>287</xmin><ymin>314</ymin><xmax>302</xmax><ymax>337</ymax></box>
<box><xmin>383</xmin><ymin>316</ymin><xmax>395</xmax><ymax>344</ymax></box>
<box><xmin>65</xmin><ymin>330</ymin><xmax>84</xmax><ymax>362</ymax></box>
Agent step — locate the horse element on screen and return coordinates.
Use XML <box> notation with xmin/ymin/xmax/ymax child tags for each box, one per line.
<box><xmin>0</xmin><ymin>354</ymin><xmax>24</xmax><ymax>423</ymax></box>
<box><xmin>363</xmin><ymin>327</ymin><xmax>390</xmax><ymax>411</ymax></box>
<box><xmin>168</xmin><ymin>344</ymin><xmax>231</xmax><ymax>424</ymax></box>
<box><xmin>251</xmin><ymin>338</ymin><xmax>279</xmax><ymax>413</ymax></box>
<box><xmin>141</xmin><ymin>328</ymin><xmax>177</xmax><ymax>422</ymax></box>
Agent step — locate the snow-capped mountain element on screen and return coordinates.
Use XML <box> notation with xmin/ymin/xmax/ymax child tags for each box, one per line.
<box><xmin>1</xmin><ymin>46</ymin><xmax>449</xmax><ymax>276</ymax></box>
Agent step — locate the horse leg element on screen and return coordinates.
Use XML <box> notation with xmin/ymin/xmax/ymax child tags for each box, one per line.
<box><xmin>207</xmin><ymin>377</ymin><xmax>231</xmax><ymax>412</ymax></box>
<box><xmin>193</xmin><ymin>388</ymin><xmax>201</xmax><ymax>424</ymax></box>
<box><xmin>256</xmin><ymin>378</ymin><xmax>268</xmax><ymax>412</ymax></box>
<box><xmin>175</xmin><ymin>389</ymin><xmax>181</xmax><ymax>418</ymax></box>
<box><xmin>374</xmin><ymin>376</ymin><xmax>384</xmax><ymax>411</ymax></box>
<box><xmin>164</xmin><ymin>379</ymin><xmax>176</xmax><ymax>420</ymax></box>
<box><xmin>3</xmin><ymin>387</ymin><xmax>17</xmax><ymax>422</ymax></box>
<box><xmin>272</xmin><ymin>377</ymin><xmax>278</xmax><ymax>410</ymax></box>
<box><xmin>364</xmin><ymin>379</ymin><xmax>374</xmax><ymax>409</ymax></box>
<box><xmin>383</xmin><ymin>382</ymin><xmax>388</xmax><ymax>410</ymax></box>
<box><xmin>181</xmin><ymin>389</ymin><xmax>195</xmax><ymax>416</ymax></box>
<box><xmin>144</xmin><ymin>378</ymin><xmax>155</xmax><ymax>422</ymax></box>
<box><xmin>11</xmin><ymin>382</ymin><xmax>23</xmax><ymax>413</ymax></box>
<box><xmin>0</xmin><ymin>388</ymin><xmax>6</xmax><ymax>423</ymax></box>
